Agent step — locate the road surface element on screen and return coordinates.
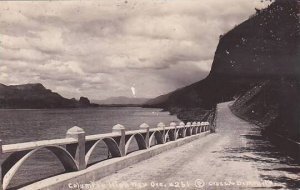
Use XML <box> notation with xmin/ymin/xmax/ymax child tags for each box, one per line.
<box><xmin>94</xmin><ymin>102</ymin><xmax>300</xmax><ymax>190</ymax></box>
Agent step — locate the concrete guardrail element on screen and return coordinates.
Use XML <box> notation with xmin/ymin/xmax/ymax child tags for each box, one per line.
<box><xmin>0</xmin><ymin>121</ymin><xmax>212</xmax><ymax>190</ymax></box>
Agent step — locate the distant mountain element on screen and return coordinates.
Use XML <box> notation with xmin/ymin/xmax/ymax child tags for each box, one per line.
<box><xmin>0</xmin><ymin>83</ymin><xmax>99</xmax><ymax>109</ymax></box>
<box><xmin>93</xmin><ymin>96</ymin><xmax>149</xmax><ymax>106</ymax></box>
<box><xmin>145</xmin><ymin>0</ymin><xmax>299</xmax><ymax>110</ymax></box>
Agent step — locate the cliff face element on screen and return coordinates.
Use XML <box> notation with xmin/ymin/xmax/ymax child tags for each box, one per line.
<box><xmin>211</xmin><ymin>0</ymin><xmax>299</xmax><ymax>77</ymax></box>
<box><xmin>0</xmin><ymin>83</ymin><xmax>98</xmax><ymax>109</ymax></box>
<box><xmin>145</xmin><ymin>0</ymin><xmax>299</xmax><ymax>110</ymax></box>
<box><xmin>215</xmin><ymin>0</ymin><xmax>300</xmax><ymax>142</ymax></box>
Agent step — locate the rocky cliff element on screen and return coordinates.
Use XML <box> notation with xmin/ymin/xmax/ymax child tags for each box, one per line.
<box><xmin>145</xmin><ymin>0</ymin><xmax>299</xmax><ymax>110</ymax></box>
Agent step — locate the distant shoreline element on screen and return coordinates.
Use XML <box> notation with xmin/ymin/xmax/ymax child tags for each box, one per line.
<box><xmin>0</xmin><ymin>105</ymin><xmax>148</xmax><ymax>110</ymax></box>
<box><xmin>96</xmin><ymin>104</ymin><xmax>144</xmax><ymax>107</ymax></box>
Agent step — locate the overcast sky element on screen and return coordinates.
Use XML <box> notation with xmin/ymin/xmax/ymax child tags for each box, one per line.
<box><xmin>0</xmin><ymin>0</ymin><xmax>271</xmax><ymax>100</ymax></box>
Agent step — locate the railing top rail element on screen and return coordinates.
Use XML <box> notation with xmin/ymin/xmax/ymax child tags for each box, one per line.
<box><xmin>149</xmin><ymin>128</ymin><xmax>163</xmax><ymax>132</ymax></box>
<box><xmin>125</xmin><ymin>129</ymin><xmax>147</xmax><ymax>135</ymax></box>
<box><xmin>2</xmin><ymin>137</ymin><xmax>77</xmax><ymax>154</ymax></box>
<box><xmin>85</xmin><ymin>132</ymin><xmax>120</xmax><ymax>141</ymax></box>
<box><xmin>164</xmin><ymin>126</ymin><xmax>176</xmax><ymax>130</ymax></box>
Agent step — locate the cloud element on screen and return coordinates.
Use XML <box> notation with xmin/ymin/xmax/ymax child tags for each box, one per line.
<box><xmin>0</xmin><ymin>0</ymin><xmax>271</xmax><ymax>99</ymax></box>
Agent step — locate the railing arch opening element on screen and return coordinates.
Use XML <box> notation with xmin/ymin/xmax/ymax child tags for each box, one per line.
<box><xmin>165</xmin><ymin>129</ymin><xmax>176</xmax><ymax>142</ymax></box>
<box><xmin>125</xmin><ymin>133</ymin><xmax>147</xmax><ymax>155</ymax></box>
<box><xmin>149</xmin><ymin>131</ymin><xmax>164</xmax><ymax>147</ymax></box>
<box><xmin>1</xmin><ymin>146</ymin><xmax>77</xmax><ymax>190</ymax></box>
<box><xmin>177</xmin><ymin>128</ymin><xmax>185</xmax><ymax>139</ymax></box>
<box><xmin>85</xmin><ymin>138</ymin><xmax>121</xmax><ymax>167</ymax></box>
<box><xmin>164</xmin><ymin>130</ymin><xmax>170</xmax><ymax>142</ymax></box>
<box><xmin>149</xmin><ymin>132</ymin><xmax>157</xmax><ymax>147</ymax></box>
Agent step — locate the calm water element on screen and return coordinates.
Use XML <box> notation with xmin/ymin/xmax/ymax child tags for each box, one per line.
<box><xmin>0</xmin><ymin>107</ymin><xmax>180</xmax><ymax>189</ymax></box>
<box><xmin>0</xmin><ymin>107</ymin><xmax>180</xmax><ymax>144</ymax></box>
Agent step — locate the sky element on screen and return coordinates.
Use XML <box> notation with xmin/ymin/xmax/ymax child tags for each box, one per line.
<box><xmin>0</xmin><ymin>0</ymin><xmax>271</xmax><ymax>100</ymax></box>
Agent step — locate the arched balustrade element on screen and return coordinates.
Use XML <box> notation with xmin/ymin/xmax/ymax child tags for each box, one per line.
<box><xmin>0</xmin><ymin>119</ymin><xmax>213</xmax><ymax>190</ymax></box>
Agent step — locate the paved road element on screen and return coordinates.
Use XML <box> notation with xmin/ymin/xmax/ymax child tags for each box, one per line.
<box><xmin>94</xmin><ymin>102</ymin><xmax>300</xmax><ymax>190</ymax></box>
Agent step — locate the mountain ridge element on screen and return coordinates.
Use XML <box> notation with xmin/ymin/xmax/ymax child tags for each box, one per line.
<box><xmin>0</xmin><ymin>83</ymin><xmax>98</xmax><ymax>109</ymax></box>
